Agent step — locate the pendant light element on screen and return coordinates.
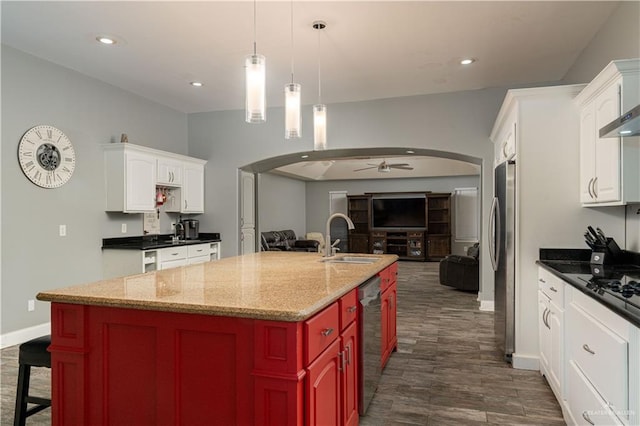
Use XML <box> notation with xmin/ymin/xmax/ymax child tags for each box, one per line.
<box><xmin>313</xmin><ymin>21</ymin><xmax>327</xmax><ymax>151</ymax></box>
<box><xmin>245</xmin><ymin>0</ymin><xmax>266</xmax><ymax>123</ymax></box>
<box><xmin>284</xmin><ymin>0</ymin><xmax>301</xmax><ymax>139</ymax></box>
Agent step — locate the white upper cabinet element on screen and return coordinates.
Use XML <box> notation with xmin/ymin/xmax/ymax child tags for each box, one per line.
<box><xmin>104</xmin><ymin>144</ymin><xmax>206</xmax><ymax>214</ymax></box>
<box><xmin>575</xmin><ymin>59</ymin><xmax>640</xmax><ymax>206</ymax></box>
<box><xmin>182</xmin><ymin>161</ymin><xmax>205</xmax><ymax>213</ymax></box>
<box><xmin>157</xmin><ymin>155</ymin><xmax>183</xmax><ymax>186</ymax></box>
<box><xmin>105</xmin><ymin>145</ymin><xmax>157</xmax><ymax>213</ymax></box>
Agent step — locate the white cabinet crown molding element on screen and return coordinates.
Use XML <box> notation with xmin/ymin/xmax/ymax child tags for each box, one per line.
<box><xmin>102</xmin><ymin>143</ymin><xmax>207</xmax><ymax>165</ymax></box>
<box><xmin>574</xmin><ymin>58</ymin><xmax>640</xmax><ymax>106</ymax></box>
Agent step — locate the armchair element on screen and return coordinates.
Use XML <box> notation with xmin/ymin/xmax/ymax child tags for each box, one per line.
<box><xmin>439</xmin><ymin>243</ymin><xmax>479</xmax><ymax>292</ymax></box>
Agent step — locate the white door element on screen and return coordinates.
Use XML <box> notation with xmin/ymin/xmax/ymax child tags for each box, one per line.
<box><xmin>239</xmin><ymin>171</ymin><xmax>256</xmax><ymax>255</ymax></box>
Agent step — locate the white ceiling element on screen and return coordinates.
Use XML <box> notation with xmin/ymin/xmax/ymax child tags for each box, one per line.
<box><xmin>1</xmin><ymin>1</ymin><xmax>619</xmax><ymax>181</ymax></box>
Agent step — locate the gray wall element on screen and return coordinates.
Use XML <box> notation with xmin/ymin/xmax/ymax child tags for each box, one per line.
<box><xmin>304</xmin><ymin>175</ymin><xmax>480</xmax><ymax>255</ymax></box>
<box><xmin>1</xmin><ymin>46</ymin><xmax>188</xmax><ymax>335</ymax></box>
<box><xmin>258</xmin><ymin>173</ymin><xmax>307</xmax><ymax>237</ymax></box>
<box><xmin>563</xmin><ymin>2</ymin><xmax>640</xmax><ymax>85</ymax></box>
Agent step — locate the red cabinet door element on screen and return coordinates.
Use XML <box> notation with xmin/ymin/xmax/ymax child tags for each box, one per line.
<box><xmin>387</xmin><ymin>282</ymin><xmax>398</xmax><ymax>355</ymax></box>
<box><xmin>381</xmin><ymin>288</ymin><xmax>390</xmax><ymax>368</ymax></box>
<box><xmin>341</xmin><ymin>322</ymin><xmax>359</xmax><ymax>426</ymax></box>
<box><xmin>306</xmin><ymin>339</ymin><xmax>341</xmax><ymax>426</ymax></box>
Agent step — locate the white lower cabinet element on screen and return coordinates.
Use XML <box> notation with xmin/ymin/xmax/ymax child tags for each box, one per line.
<box><xmin>564</xmin><ymin>285</ymin><xmax>636</xmax><ymax>426</ymax></box>
<box><xmin>102</xmin><ymin>242</ymin><xmax>221</xmax><ymax>278</ymax></box>
<box><xmin>538</xmin><ymin>268</ymin><xmax>565</xmax><ymax>400</ymax></box>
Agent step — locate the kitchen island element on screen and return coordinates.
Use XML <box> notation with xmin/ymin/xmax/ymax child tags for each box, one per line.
<box><xmin>37</xmin><ymin>251</ymin><xmax>398</xmax><ymax>426</ymax></box>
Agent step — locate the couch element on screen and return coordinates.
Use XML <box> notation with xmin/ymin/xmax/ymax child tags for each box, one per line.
<box><xmin>439</xmin><ymin>243</ymin><xmax>479</xmax><ymax>292</ymax></box>
<box><xmin>260</xmin><ymin>230</ymin><xmax>320</xmax><ymax>252</ymax></box>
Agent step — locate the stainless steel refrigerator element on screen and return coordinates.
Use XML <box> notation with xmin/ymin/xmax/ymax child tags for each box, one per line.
<box><xmin>490</xmin><ymin>160</ymin><xmax>516</xmax><ymax>362</ymax></box>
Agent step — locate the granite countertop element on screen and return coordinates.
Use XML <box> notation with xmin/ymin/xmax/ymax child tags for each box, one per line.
<box><xmin>37</xmin><ymin>252</ymin><xmax>398</xmax><ymax>321</ymax></box>
<box><xmin>102</xmin><ymin>233</ymin><xmax>221</xmax><ymax>250</ymax></box>
<box><xmin>537</xmin><ymin>248</ymin><xmax>640</xmax><ymax>327</ymax></box>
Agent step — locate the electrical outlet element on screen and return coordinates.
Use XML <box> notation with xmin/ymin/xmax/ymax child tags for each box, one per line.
<box><xmin>121</xmin><ymin>223</ymin><xmax>127</xmax><ymax>233</ymax></box>
<box><xmin>59</xmin><ymin>224</ymin><xmax>67</xmax><ymax>237</ymax></box>
<box><xmin>28</xmin><ymin>300</ymin><xmax>35</xmax><ymax>312</ymax></box>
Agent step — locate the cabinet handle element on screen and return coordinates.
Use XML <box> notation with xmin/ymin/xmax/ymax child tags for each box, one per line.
<box><xmin>539</xmin><ymin>278</ymin><xmax>546</xmax><ymax>284</ymax></box>
<box><xmin>587</xmin><ymin>178</ymin><xmax>594</xmax><ymax>199</ymax></box>
<box><xmin>347</xmin><ymin>306</ymin><xmax>357</xmax><ymax>313</ymax></box>
<box><xmin>549</xmin><ymin>287</ymin><xmax>557</xmax><ymax>293</ymax></box>
<box><xmin>582</xmin><ymin>411</ymin><xmax>595</xmax><ymax>425</ymax></box>
<box><xmin>338</xmin><ymin>351</ymin><xmax>345</xmax><ymax>372</ymax></box>
<box><xmin>582</xmin><ymin>344</ymin><xmax>595</xmax><ymax>355</ymax></box>
<box><xmin>321</xmin><ymin>328</ymin><xmax>334</xmax><ymax>337</ymax></box>
<box><xmin>196</xmin><ymin>249</ymin><xmax>203</xmax><ymax>253</ymax></box>
<box><xmin>171</xmin><ymin>253</ymin><xmax>179</xmax><ymax>256</ymax></box>
<box><xmin>592</xmin><ymin>177</ymin><xmax>598</xmax><ymax>198</ymax></box>
<box><xmin>345</xmin><ymin>345</ymin><xmax>351</xmax><ymax>365</ymax></box>
<box><xmin>184</xmin><ymin>200</ymin><xmax>188</xmax><ymax>209</ymax></box>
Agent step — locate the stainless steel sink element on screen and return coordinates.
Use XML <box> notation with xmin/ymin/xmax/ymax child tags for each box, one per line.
<box><xmin>320</xmin><ymin>256</ymin><xmax>379</xmax><ymax>264</ymax></box>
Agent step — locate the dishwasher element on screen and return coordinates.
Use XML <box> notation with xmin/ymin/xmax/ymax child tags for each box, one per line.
<box><xmin>358</xmin><ymin>275</ymin><xmax>382</xmax><ymax>415</ymax></box>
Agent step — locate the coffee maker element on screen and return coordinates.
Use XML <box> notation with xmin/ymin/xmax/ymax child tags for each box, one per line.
<box><xmin>180</xmin><ymin>219</ymin><xmax>199</xmax><ymax>240</ymax></box>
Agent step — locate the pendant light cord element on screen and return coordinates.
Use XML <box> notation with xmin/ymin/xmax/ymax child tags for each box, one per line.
<box><xmin>253</xmin><ymin>0</ymin><xmax>257</xmax><ymax>55</ymax></box>
<box><xmin>290</xmin><ymin>0</ymin><xmax>294</xmax><ymax>84</ymax></box>
<box><xmin>317</xmin><ymin>25</ymin><xmax>322</xmax><ymax>104</ymax></box>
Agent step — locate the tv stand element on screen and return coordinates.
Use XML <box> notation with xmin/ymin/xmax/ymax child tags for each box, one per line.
<box><xmin>371</xmin><ymin>230</ymin><xmax>425</xmax><ymax>261</ymax></box>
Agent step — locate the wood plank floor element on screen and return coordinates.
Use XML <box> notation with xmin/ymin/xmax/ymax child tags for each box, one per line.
<box><xmin>0</xmin><ymin>261</ymin><xmax>565</xmax><ymax>425</ymax></box>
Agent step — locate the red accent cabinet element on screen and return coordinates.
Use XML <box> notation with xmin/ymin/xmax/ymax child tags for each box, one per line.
<box><xmin>380</xmin><ymin>263</ymin><xmax>398</xmax><ymax>369</ymax></box>
<box><xmin>48</xmin><ymin>287</ymin><xmax>365</xmax><ymax>426</ymax></box>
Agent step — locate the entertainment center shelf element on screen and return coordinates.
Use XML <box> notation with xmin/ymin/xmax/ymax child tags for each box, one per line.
<box><xmin>347</xmin><ymin>192</ymin><xmax>451</xmax><ymax>261</ymax></box>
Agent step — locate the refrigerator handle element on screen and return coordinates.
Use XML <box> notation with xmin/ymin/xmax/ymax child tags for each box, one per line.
<box><xmin>489</xmin><ymin>197</ymin><xmax>500</xmax><ymax>271</ymax></box>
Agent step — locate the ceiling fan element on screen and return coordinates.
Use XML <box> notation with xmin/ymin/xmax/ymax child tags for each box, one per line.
<box><xmin>354</xmin><ymin>160</ymin><xmax>414</xmax><ymax>173</ymax></box>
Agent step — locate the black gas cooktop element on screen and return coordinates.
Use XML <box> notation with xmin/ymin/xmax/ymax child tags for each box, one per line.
<box><xmin>563</xmin><ymin>264</ymin><xmax>640</xmax><ymax>313</ymax></box>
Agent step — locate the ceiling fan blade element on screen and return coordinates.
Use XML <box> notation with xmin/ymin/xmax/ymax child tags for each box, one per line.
<box><xmin>390</xmin><ymin>165</ymin><xmax>414</xmax><ymax>170</ymax></box>
<box><xmin>386</xmin><ymin>163</ymin><xmax>410</xmax><ymax>167</ymax></box>
<box><xmin>354</xmin><ymin>166</ymin><xmax>378</xmax><ymax>172</ymax></box>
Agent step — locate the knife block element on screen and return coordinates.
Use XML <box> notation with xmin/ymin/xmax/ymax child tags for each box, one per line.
<box><xmin>590</xmin><ymin>238</ymin><xmax>623</xmax><ymax>265</ymax></box>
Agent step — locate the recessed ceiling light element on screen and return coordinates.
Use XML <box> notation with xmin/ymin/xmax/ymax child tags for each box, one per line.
<box><xmin>190</xmin><ymin>82</ymin><xmax>204</xmax><ymax>87</ymax></box>
<box><xmin>96</xmin><ymin>36</ymin><xmax>116</xmax><ymax>45</ymax></box>
<box><xmin>301</xmin><ymin>155</ymin><xmax>309</xmax><ymax>159</ymax></box>
<box><xmin>460</xmin><ymin>58</ymin><xmax>475</xmax><ymax>65</ymax></box>
<box><xmin>406</xmin><ymin>150</ymin><xmax>415</xmax><ymax>154</ymax></box>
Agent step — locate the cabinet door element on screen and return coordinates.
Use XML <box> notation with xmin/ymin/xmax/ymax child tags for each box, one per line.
<box><xmin>381</xmin><ymin>289</ymin><xmax>390</xmax><ymax>368</ymax></box>
<box><xmin>306</xmin><ymin>339</ymin><xmax>341</xmax><ymax>426</ymax></box>
<box><xmin>157</xmin><ymin>156</ymin><xmax>183</xmax><ymax>186</ymax></box>
<box><xmin>538</xmin><ymin>292</ymin><xmax>551</xmax><ymax>376</ymax></box>
<box><xmin>341</xmin><ymin>322</ymin><xmax>358</xmax><ymax>426</ymax></box>
<box><xmin>548</xmin><ymin>305</ymin><xmax>563</xmax><ymax>396</ymax></box>
<box><xmin>125</xmin><ymin>150</ymin><xmax>156</xmax><ymax>212</ymax></box>
<box><xmin>387</xmin><ymin>283</ymin><xmax>397</xmax><ymax>355</ymax></box>
<box><xmin>593</xmin><ymin>80</ymin><xmax>621</xmax><ymax>203</ymax></box>
<box><xmin>579</xmin><ymin>103</ymin><xmax>597</xmax><ymax>203</ymax></box>
<box><xmin>182</xmin><ymin>162</ymin><xmax>204</xmax><ymax>213</ymax></box>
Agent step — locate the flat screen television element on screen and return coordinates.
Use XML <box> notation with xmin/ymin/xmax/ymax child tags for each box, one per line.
<box><xmin>372</xmin><ymin>197</ymin><xmax>426</xmax><ymax>229</ymax></box>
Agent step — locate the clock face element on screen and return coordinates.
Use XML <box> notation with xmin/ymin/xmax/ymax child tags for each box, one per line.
<box><xmin>18</xmin><ymin>125</ymin><xmax>76</xmax><ymax>188</ymax></box>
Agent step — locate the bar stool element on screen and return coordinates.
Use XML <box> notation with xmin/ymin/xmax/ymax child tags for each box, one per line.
<box><xmin>13</xmin><ymin>335</ymin><xmax>51</xmax><ymax>426</ymax></box>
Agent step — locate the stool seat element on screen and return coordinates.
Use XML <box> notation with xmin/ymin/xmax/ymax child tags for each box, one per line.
<box><xmin>18</xmin><ymin>336</ymin><xmax>51</xmax><ymax>368</ymax></box>
<box><xmin>14</xmin><ymin>335</ymin><xmax>51</xmax><ymax>426</ymax></box>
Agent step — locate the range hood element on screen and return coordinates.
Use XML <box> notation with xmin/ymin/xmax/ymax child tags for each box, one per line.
<box><xmin>600</xmin><ymin>104</ymin><xmax>640</xmax><ymax>138</ymax></box>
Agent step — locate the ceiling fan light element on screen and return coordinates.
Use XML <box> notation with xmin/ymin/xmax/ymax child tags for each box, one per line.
<box><xmin>379</xmin><ymin>166</ymin><xmax>391</xmax><ymax>173</ymax></box>
<box><xmin>285</xmin><ymin>83</ymin><xmax>302</xmax><ymax>139</ymax></box>
<box><xmin>245</xmin><ymin>54</ymin><xmax>266</xmax><ymax>123</ymax></box>
<box><xmin>313</xmin><ymin>104</ymin><xmax>327</xmax><ymax>151</ymax></box>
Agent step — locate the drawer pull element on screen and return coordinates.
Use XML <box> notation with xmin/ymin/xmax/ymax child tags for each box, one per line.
<box><xmin>171</xmin><ymin>253</ymin><xmax>179</xmax><ymax>256</ymax></box>
<box><xmin>549</xmin><ymin>286</ymin><xmax>557</xmax><ymax>293</ymax></box>
<box><xmin>347</xmin><ymin>306</ymin><xmax>357</xmax><ymax>313</ymax></box>
<box><xmin>321</xmin><ymin>328</ymin><xmax>334</xmax><ymax>337</ymax></box>
<box><xmin>582</xmin><ymin>344</ymin><xmax>596</xmax><ymax>355</ymax></box>
<box><xmin>345</xmin><ymin>345</ymin><xmax>351</xmax><ymax>365</ymax></box>
<box><xmin>539</xmin><ymin>278</ymin><xmax>546</xmax><ymax>283</ymax></box>
<box><xmin>582</xmin><ymin>411</ymin><xmax>595</xmax><ymax>425</ymax></box>
<box><xmin>338</xmin><ymin>351</ymin><xmax>345</xmax><ymax>372</ymax></box>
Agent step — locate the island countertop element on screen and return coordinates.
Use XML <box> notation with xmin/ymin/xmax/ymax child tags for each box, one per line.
<box><xmin>37</xmin><ymin>251</ymin><xmax>398</xmax><ymax>322</ymax></box>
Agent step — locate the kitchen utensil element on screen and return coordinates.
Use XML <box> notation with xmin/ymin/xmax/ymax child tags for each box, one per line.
<box><xmin>587</xmin><ymin>226</ymin><xmax>600</xmax><ymax>242</ymax></box>
<box><xmin>584</xmin><ymin>232</ymin><xmax>596</xmax><ymax>245</ymax></box>
<box><xmin>596</xmin><ymin>227</ymin><xmax>608</xmax><ymax>244</ymax></box>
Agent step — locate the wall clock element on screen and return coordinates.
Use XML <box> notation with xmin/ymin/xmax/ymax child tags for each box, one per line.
<box><xmin>18</xmin><ymin>125</ymin><xmax>76</xmax><ymax>188</ymax></box>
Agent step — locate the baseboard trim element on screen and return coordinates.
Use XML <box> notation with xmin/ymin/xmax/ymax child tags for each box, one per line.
<box><xmin>479</xmin><ymin>300</ymin><xmax>495</xmax><ymax>312</ymax></box>
<box><xmin>512</xmin><ymin>353</ymin><xmax>540</xmax><ymax>371</ymax></box>
<box><xmin>0</xmin><ymin>322</ymin><xmax>51</xmax><ymax>349</ymax></box>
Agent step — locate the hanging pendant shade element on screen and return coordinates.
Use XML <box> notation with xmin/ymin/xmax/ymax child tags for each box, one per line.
<box><xmin>313</xmin><ymin>104</ymin><xmax>327</xmax><ymax>151</ymax></box>
<box><xmin>285</xmin><ymin>83</ymin><xmax>302</xmax><ymax>139</ymax></box>
<box><xmin>245</xmin><ymin>54</ymin><xmax>266</xmax><ymax>123</ymax></box>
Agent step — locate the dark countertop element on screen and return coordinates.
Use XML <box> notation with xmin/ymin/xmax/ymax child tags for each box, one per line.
<box><xmin>537</xmin><ymin>248</ymin><xmax>640</xmax><ymax>328</ymax></box>
<box><xmin>102</xmin><ymin>233</ymin><xmax>221</xmax><ymax>250</ymax></box>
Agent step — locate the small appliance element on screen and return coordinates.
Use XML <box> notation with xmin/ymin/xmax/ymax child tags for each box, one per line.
<box><xmin>180</xmin><ymin>219</ymin><xmax>199</xmax><ymax>240</ymax></box>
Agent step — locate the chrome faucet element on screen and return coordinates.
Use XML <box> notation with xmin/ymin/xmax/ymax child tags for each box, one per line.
<box><xmin>173</xmin><ymin>222</ymin><xmax>184</xmax><ymax>242</ymax></box>
<box><xmin>325</xmin><ymin>213</ymin><xmax>355</xmax><ymax>257</ymax></box>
